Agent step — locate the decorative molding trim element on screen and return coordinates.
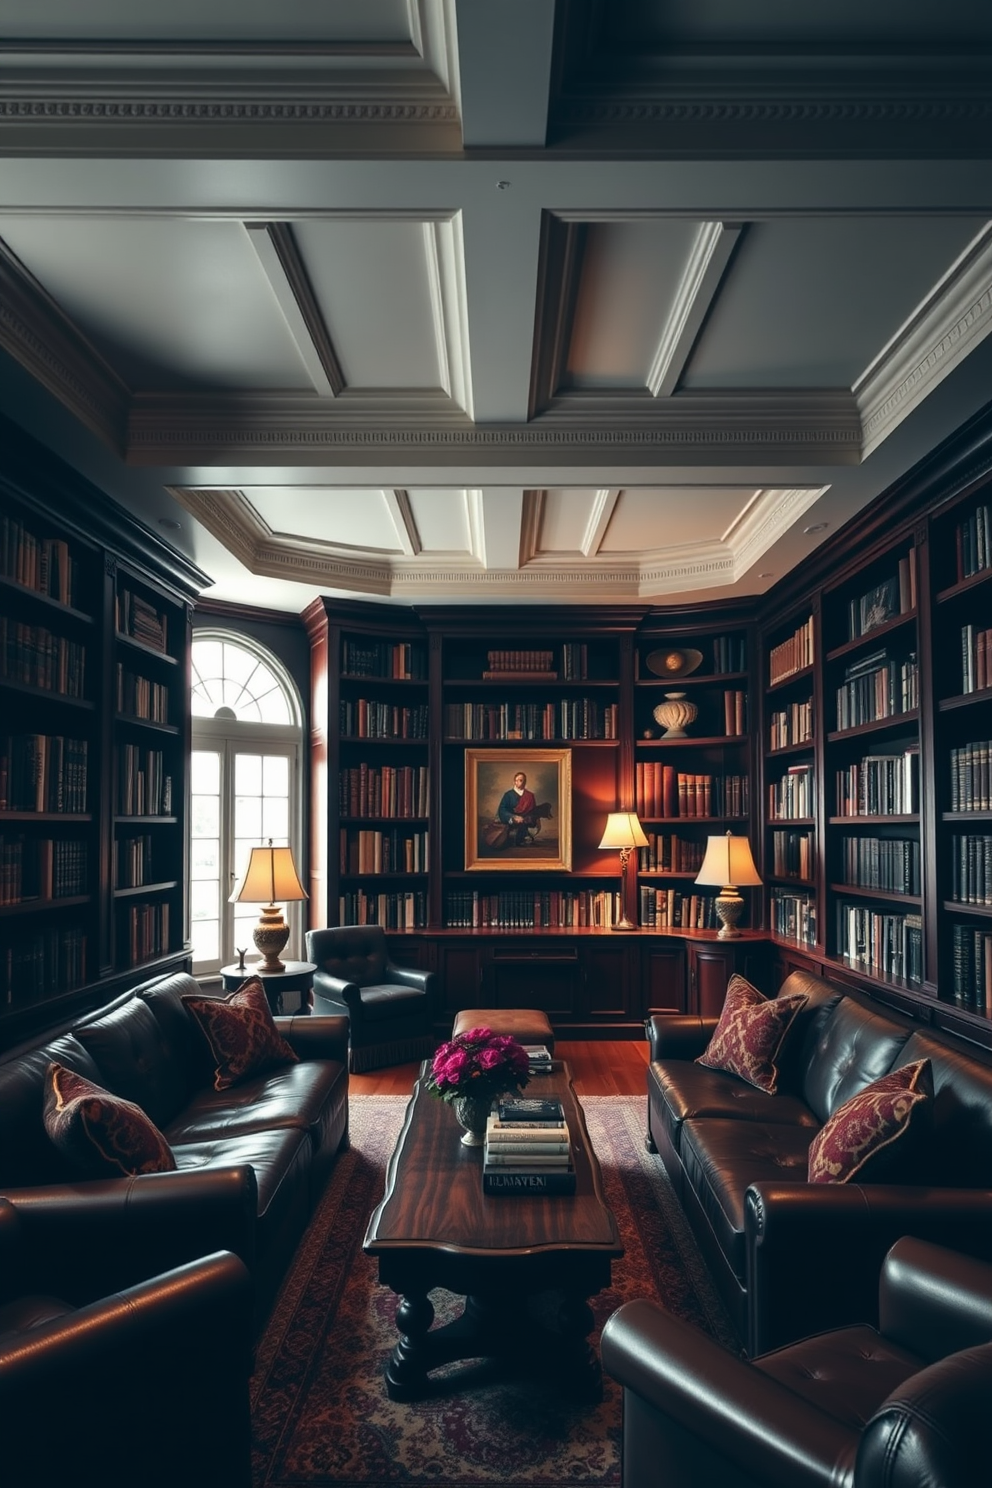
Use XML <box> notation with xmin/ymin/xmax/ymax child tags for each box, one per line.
<box><xmin>729</xmin><ymin>487</ymin><xmax>831</xmax><ymax>579</ymax></box>
<box><xmin>0</xmin><ymin>98</ymin><xmax>458</xmax><ymax>123</ymax></box>
<box><xmin>647</xmin><ymin>222</ymin><xmax>743</xmax><ymax>397</ymax></box>
<box><xmin>426</xmin><ymin>216</ymin><xmax>472</xmax><ymax>413</ymax></box>
<box><xmin>518</xmin><ymin>491</ymin><xmax>544</xmax><ymax>565</ymax></box>
<box><xmin>385</xmin><ymin>490</ymin><xmax>420</xmax><ymax>556</ymax></box>
<box><xmin>528</xmin><ymin>214</ymin><xmax>585</xmax><ymax>417</ymax></box>
<box><xmin>855</xmin><ymin>222</ymin><xmax>992</xmax><ymax>459</ymax></box>
<box><xmin>582</xmin><ymin>489</ymin><xmax>620</xmax><ymax>556</ymax></box>
<box><xmin>552</xmin><ymin>98</ymin><xmax>992</xmax><ymax>128</ymax></box>
<box><xmin>244</xmin><ymin>222</ymin><xmax>344</xmax><ymax>398</ymax></box>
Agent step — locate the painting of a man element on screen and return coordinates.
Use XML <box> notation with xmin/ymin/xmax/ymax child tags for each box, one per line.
<box><xmin>497</xmin><ymin>771</ymin><xmax>539</xmax><ymax>846</ymax></box>
<box><xmin>466</xmin><ymin>749</ymin><xmax>572</xmax><ymax>870</ymax></box>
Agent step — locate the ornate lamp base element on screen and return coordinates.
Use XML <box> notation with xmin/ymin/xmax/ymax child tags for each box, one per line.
<box><xmin>253</xmin><ymin>904</ymin><xmax>290</xmax><ymax>972</ymax></box>
<box><xmin>714</xmin><ymin>886</ymin><xmax>745</xmax><ymax>939</ymax></box>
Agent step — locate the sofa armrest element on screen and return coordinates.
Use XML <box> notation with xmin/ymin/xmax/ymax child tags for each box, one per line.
<box><xmin>1</xmin><ymin>1165</ymin><xmax>258</xmax><ymax>1305</ymax></box>
<box><xmin>646</xmin><ymin>1014</ymin><xmax>718</xmax><ymax>1061</ymax></box>
<box><xmin>602</xmin><ymin>1299</ymin><xmax>858</xmax><ymax>1488</ymax></box>
<box><xmin>745</xmin><ymin>1182</ymin><xmax>992</xmax><ymax>1356</ymax></box>
<box><xmin>312</xmin><ymin>969</ymin><xmax>361</xmax><ymax>1008</ymax></box>
<box><xmin>385</xmin><ymin>964</ymin><xmax>436</xmax><ymax>996</ymax></box>
<box><xmin>880</xmin><ymin>1237</ymin><xmax>992</xmax><ymax>1361</ymax></box>
<box><xmin>274</xmin><ymin>1013</ymin><xmax>349</xmax><ymax>1064</ymax></box>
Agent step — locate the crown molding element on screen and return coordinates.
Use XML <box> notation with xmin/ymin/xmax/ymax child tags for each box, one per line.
<box><xmin>244</xmin><ymin>223</ymin><xmax>344</xmax><ymax>398</ymax></box>
<box><xmin>647</xmin><ymin>222</ymin><xmax>743</xmax><ymax>398</ymax></box>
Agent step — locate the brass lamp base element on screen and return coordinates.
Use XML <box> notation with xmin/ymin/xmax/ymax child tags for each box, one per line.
<box><xmin>610</xmin><ymin>846</ymin><xmax>639</xmax><ymax>932</ymax></box>
<box><xmin>253</xmin><ymin>904</ymin><xmax>290</xmax><ymax>972</ymax></box>
<box><xmin>714</xmin><ymin>886</ymin><xmax>745</xmax><ymax>939</ymax></box>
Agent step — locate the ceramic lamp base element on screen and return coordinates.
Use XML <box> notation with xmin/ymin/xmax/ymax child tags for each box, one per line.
<box><xmin>253</xmin><ymin>905</ymin><xmax>290</xmax><ymax>972</ymax></box>
<box><xmin>715</xmin><ymin>887</ymin><xmax>745</xmax><ymax>939</ymax></box>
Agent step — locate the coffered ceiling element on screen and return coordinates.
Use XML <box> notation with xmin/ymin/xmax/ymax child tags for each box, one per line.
<box><xmin>2</xmin><ymin>1</ymin><xmax>992</xmax><ymax>610</ymax></box>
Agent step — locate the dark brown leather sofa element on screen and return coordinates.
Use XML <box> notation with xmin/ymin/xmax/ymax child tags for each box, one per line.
<box><xmin>647</xmin><ymin>970</ymin><xmax>992</xmax><ymax>1354</ymax></box>
<box><xmin>0</xmin><ymin>970</ymin><xmax>349</xmax><ymax>1325</ymax></box>
<box><xmin>602</xmin><ymin>1237</ymin><xmax>992</xmax><ymax>1488</ymax></box>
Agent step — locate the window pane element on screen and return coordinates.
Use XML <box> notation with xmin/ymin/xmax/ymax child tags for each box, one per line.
<box><xmin>191</xmin><ymin>840</ymin><xmax>219</xmax><ymax>878</ymax></box>
<box><xmin>235</xmin><ymin>754</ymin><xmax>263</xmax><ymax>794</ymax></box>
<box><xmin>191</xmin><ymin>751</ymin><xmax>220</xmax><ymax>793</ymax></box>
<box><xmin>192</xmin><ymin>921</ymin><xmax>219</xmax><ymax>963</ymax></box>
<box><xmin>192</xmin><ymin>796</ymin><xmax>220</xmax><ymax>837</ymax></box>
<box><xmin>235</xmin><ymin>796</ymin><xmax>262</xmax><ymax>840</ymax></box>
<box><xmin>221</xmin><ymin>643</ymin><xmax>259</xmax><ymax>686</ymax></box>
<box><xmin>191</xmin><ymin>881</ymin><xmax>219</xmax><ymax>921</ymax></box>
<box><xmin>263</xmin><ymin>755</ymin><xmax>289</xmax><ymax>795</ymax></box>
<box><xmin>257</xmin><ymin>686</ymin><xmax>291</xmax><ymax>724</ymax></box>
<box><xmin>262</xmin><ymin>798</ymin><xmax>289</xmax><ymax>841</ymax></box>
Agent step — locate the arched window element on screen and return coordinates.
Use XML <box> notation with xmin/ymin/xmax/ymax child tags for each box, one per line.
<box><xmin>190</xmin><ymin>631</ymin><xmax>305</xmax><ymax>978</ymax></box>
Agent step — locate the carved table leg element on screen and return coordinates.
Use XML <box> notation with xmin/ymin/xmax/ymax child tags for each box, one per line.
<box><xmin>556</xmin><ymin>1292</ymin><xmax>602</xmax><ymax>1400</ymax></box>
<box><xmin>385</xmin><ymin>1291</ymin><xmax>435</xmax><ymax>1401</ymax></box>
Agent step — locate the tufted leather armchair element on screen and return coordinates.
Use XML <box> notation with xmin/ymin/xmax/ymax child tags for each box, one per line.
<box><xmin>0</xmin><ymin>1197</ymin><xmax>253</xmax><ymax>1487</ymax></box>
<box><xmin>602</xmin><ymin>1236</ymin><xmax>992</xmax><ymax>1488</ymax></box>
<box><xmin>306</xmin><ymin>923</ymin><xmax>437</xmax><ymax>1072</ymax></box>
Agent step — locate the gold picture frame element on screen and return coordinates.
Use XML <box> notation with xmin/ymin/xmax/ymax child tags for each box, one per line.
<box><xmin>465</xmin><ymin>748</ymin><xmax>572</xmax><ymax>871</ymax></box>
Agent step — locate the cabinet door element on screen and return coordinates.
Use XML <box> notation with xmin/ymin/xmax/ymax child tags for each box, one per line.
<box><xmin>489</xmin><ymin>943</ymin><xmax>579</xmax><ymax>1016</ymax></box>
<box><xmin>583</xmin><ymin>942</ymin><xmax>630</xmax><ymax>1020</ymax></box>
<box><xmin>437</xmin><ymin>944</ymin><xmax>484</xmax><ymax>1018</ymax></box>
<box><xmin>689</xmin><ymin>943</ymin><xmax>740</xmax><ymax>1017</ymax></box>
<box><xmin>644</xmin><ymin>943</ymin><xmax>687</xmax><ymax>1016</ymax></box>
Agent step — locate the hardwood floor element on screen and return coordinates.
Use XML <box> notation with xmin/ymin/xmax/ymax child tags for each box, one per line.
<box><xmin>348</xmin><ymin>1039</ymin><xmax>650</xmax><ymax>1098</ymax></box>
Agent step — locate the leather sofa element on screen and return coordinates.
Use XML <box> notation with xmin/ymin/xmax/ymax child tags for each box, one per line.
<box><xmin>647</xmin><ymin>969</ymin><xmax>992</xmax><ymax>1354</ymax></box>
<box><xmin>0</xmin><ymin>970</ymin><xmax>349</xmax><ymax>1325</ymax></box>
<box><xmin>602</xmin><ymin>1236</ymin><xmax>992</xmax><ymax>1488</ymax></box>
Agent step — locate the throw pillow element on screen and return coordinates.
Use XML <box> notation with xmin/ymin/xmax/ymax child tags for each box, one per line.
<box><xmin>696</xmin><ymin>974</ymin><xmax>808</xmax><ymax>1094</ymax></box>
<box><xmin>807</xmin><ymin>1059</ymin><xmax>933</xmax><ymax>1184</ymax></box>
<box><xmin>43</xmin><ymin>1062</ymin><xmax>176</xmax><ymax>1178</ymax></box>
<box><xmin>181</xmin><ymin>977</ymin><xmax>299</xmax><ymax>1091</ymax></box>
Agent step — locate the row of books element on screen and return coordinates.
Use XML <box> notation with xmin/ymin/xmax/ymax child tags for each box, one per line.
<box><xmin>0</xmin><ymin>835</ymin><xmax>87</xmax><ymax>904</ymax></box>
<box><xmin>485</xmin><ymin>650</ymin><xmax>554</xmax><ymax>675</ymax></box>
<box><xmin>116</xmin><ymin>589</ymin><xmax>168</xmax><ymax>653</ymax></box>
<box><xmin>341</xmin><ymin>638</ymin><xmax>426</xmax><ymax>680</ymax></box>
<box><xmin>122</xmin><ymin>901</ymin><xmax>170</xmax><ymax>965</ymax></box>
<box><xmin>0</xmin><ymin>518</ymin><xmax>76</xmax><ymax>607</ymax></box>
<box><xmin>846</xmin><ymin>555</ymin><xmax>915</xmax><ymax>641</ymax></box>
<box><xmin>339</xmin><ymin>827</ymin><xmax>428</xmax><ymax>875</ymax></box>
<box><xmin>638</xmin><ymin>888</ymin><xmax>719</xmax><ymax>930</ymax></box>
<box><xmin>337</xmin><ymin>890</ymin><xmax>427</xmax><ymax>930</ymax></box>
<box><xmin>561</xmin><ymin>643</ymin><xmax>591</xmax><ymax>680</ymax></box>
<box><xmin>2</xmin><ymin>926</ymin><xmax>87</xmax><ymax>1004</ymax></box>
<box><xmin>444</xmin><ymin>888</ymin><xmax>619</xmax><ymax>930</ymax></box>
<box><xmin>116</xmin><ymin>745</ymin><xmax>173</xmax><ymax>817</ymax></box>
<box><xmin>950</xmin><ymin>924</ymin><xmax>992</xmax><ymax>1017</ymax></box>
<box><xmin>482</xmin><ymin>1097</ymin><xmax>575</xmax><ymax>1195</ymax></box>
<box><xmin>955</xmin><ymin>502</ymin><xmax>992</xmax><ymax>582</ymax></box>
<box><xmin>835</xmin><ymin>650</ymin><xmax>918</xmax><ymax>731</ymax></box>
<box><xmin>722</xmin><ymin>690</ymin><xmax>747</xmax><ymax>736</ymax></box>
<box><xmin>0</xmin><ymin>734</ymin><xmax>88</xmax><ymax>813</ymax></box>
<box><xmin>950</xmin><ymin>835</ymin><xmax>992</xmax><ymax>906</ymax></box>
<box><xmin>960</xmin><ymin>624</ymin><xmax>992</xmax><ymax>694</ymax></box>
<box><xmin>834</xmin><ymin>748</ymin><xmax>920</xmax><ymax>818</ymax></box>
<box><xmin>839</xmin><ymin>836</ymin><xmax>920</xmax><ymax>896</ymax></box>
<box><xmin>443</xmin><ymin>700</ymin><xmax>619</xmax><ymax>741</ymax></box>
<box><xmin>115</xmin><ymin>665</ymin><xmax>169</xmax><ymax>723</ymax></box>
<box><xmin>768</xmin><ymin>762</ymin><xmax>814</xmax><ymax>821</ymax></box>
<box><xmin>771</xmin><ymin>829</ymin><xmax>814</xmax><ymax>880</ymax></box>
<box><xmin>836</xmin><ymin>901</ymin><xmax>923</xmax><ymax>986</ymax></box>
<box><xmin>769</xmin><ymin>888</ymin><xmax>816</xmax><ymax>947</ymax></box>
<box><xmin>0</xmin><ymin>619</ymin><xmax>86</xmax><ymax>698</ymax></box>
<box><xmin>339</xmin><ymin>699</ymin><xmax>429</xmax><ymax>739</ymax></box>
<box><xmin>113</xmin><ymin>833</ymin><xmax>158</xmax><ymax>890</ymax></box>
<box><xmin>950</xmin><ymin>741</ymin><xmax>992</xmax><ymax>812</ymax></box>
<box><xmin>635</xmin><ymin>766</ymin><xmax>749</xmax><ymax>819</ymax></box>
<box><xmin>636</xmin><ymin>834</ymin><xmax>706</xmax><ymax>874</ymax></box>
<box><xmin>769</xmin><ymin>615</ymin><xmax>814</xmax><ymax>686</ymax></box>
<box><xmin>769</xmin><ymin>699</ymin><xmax>813</xmax><ymax>752</ymax></box>
<box><xmin>711</xmin><ymin>634</ymin><xmax>747</xmax><ymax>674</ymax></box>
<box><xmin>338</xmin><ymin>764</ymin><xmax>429</xmax><ymax>820</ymax></box>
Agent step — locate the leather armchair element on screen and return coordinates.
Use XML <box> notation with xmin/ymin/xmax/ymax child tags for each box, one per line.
<box><xmin>307</xmin><ymin>923</ymin><xmax>437</xmax><ymax>1072</ymax></box>
<box><xmin>0</xmin><ymin>1197</ymin><xmax>253</xmax><ymax>1488</ymax></box>
<box><xmin>601</xmin><ymin>1237</ymin><xmax>992</xmax><ymax>1488</ymax></box>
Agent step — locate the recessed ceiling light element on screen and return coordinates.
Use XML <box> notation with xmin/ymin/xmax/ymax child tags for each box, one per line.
<box><xmin>803</xmin><ymin>522</ymin><xmax>828</xmax><ymax>535</ymax></box>
<box><xmin>496</xmin><ymin>180</ymin><xmax>511</xmax><ymax>190</ymax></box>
<box><xmin>158</xmin><ymin>518</ymin><xmax>182</xmax><ymax>531</ymax></box>
<box><xmin>758</xmin><ymin>572</ymin><xmax>774</xmax><ymax>579</ymax></box>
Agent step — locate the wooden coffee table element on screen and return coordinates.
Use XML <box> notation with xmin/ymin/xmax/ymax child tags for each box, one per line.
<box><xmin>363</xmin><ymin>1062</ymin><xmax>623</xmax><ymax>1401</ymax></box>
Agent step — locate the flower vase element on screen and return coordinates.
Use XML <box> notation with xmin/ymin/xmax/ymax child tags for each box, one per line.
<box><xmin>452</xmin><ymin>1094</ymin><xmax>493</xmax><ymax>1146</ymax></box>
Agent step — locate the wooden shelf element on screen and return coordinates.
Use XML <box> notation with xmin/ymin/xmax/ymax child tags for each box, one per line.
<box><xmin>825</xmin><ymin>610</ymin><xmax>917</xmax><ymax>663</ymax></box>
<box><xmin>830</xmin><ymin>883</ymin><xmax>922</xmax><ymax>905</ymax></box>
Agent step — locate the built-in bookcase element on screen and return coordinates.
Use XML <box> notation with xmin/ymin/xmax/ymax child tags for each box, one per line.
<box><xmin>762</xmin><ymin>608</ymin><xmax>817</xmax><ymax>950</ymax></box>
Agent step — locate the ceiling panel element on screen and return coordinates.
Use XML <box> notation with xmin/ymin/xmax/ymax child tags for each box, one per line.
<box><xmin>247</xmin><ymin>489</ymin><xmax>404</xmax><ymax>553</ymax></box>
<box><xmin>607</xmin><ymin>0</ymin><xmax>992</xmax><ymax>50</ymax></box>
<box><xmin>407</xmin><ymin>490</ymin><xmax>475</xmax><ymax>555</ymax></box>
<box><xmin>294</xmin><ymin>219</ymin><xmax>444</xmax><ymax>390</ymax></box>
<box><xmin>535</xmin><ymin>490</ymin><xmax>603</xmax><ymax>553</ymax></box>
<box><xmin>600</xmin><ymin>489</ymin><xmax>754</xmax><ymax>552</ymax></box>
<box><xmin>0</xmin><ymin>0</ymin><xmax>412</xmax><ymax>44</ymax></box>
<box><xmin>0</xmin><ymin>215</ymin><xmax>313</xmax><ymax>390</ymax></box>
<box><xmin>564</xmin><ymin>219</ymin><xmax>702</xmax><ymax>389</ymax></box>
<box><xmin>683</xmin><ymin>216</ymin><xmax>989</xmax><ymax>390</ymax></box>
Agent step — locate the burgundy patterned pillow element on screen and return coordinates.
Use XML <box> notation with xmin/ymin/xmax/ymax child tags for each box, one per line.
<box><xmin>182</xmin><ymin>977</ymin><xmax>298</xmax><ymax>1091</ymax></box>
<box><xmin>808</xmin><ymin>1059</ymin><xmax>933</xmax><ymax>1184</ymax></box>
<box><xmin>43</xmin><ymin>1062</ymin><xmax>176</xmax><ymax>1177</ymax></box>
<box><xmin>696</xmin><ymin>974</ymin><xmax>808</xmax><ymax>1094</ymax></box>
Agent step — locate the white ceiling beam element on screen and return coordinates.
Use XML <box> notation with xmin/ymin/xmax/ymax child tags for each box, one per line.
<box><xmin>477</xmin><ymin>489</ymin><xmax>525</xmax><ymax>569</ymax></box>
<box><xmin>454</xmin><ymin>0</ymin><xmax>555</xmax><ymax>148</ymax></box>
<box><xmin>243</xmin><ymin>221</ymin><xmax>343</xmax><ymax>398</ymax></box>
<box><xmin>581</xmin><ymin>490</ymin><xmax>621</xmax><ymax>557</ymax></box>
<box><xmin>383</xmin><ymin>490</ymin><xmax>420</xmax><ymax>556</ymax></box>
<box><xmin>647</xmin><ymin>222</ymin><xmax>743</xmax><ymax>398</ymax></box>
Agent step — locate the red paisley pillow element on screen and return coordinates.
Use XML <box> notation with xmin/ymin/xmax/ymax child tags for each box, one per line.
<box><xmin>696</xmin><ymin>974</ymin><xmax>807</xmax><ymax>1094</ymax></box>
<box><xmin>43</xmin><ymin>1062</ymin><xmax>176</xmax><ymax>1177</ymax></box>
<box><xmin>808</xmin><ymin>1059</ymin><xmax>933</xmax><ymax>1184</ymax></box>
<box><xmin>182</xmin><ymin>977</ymin><xmax>298</xmax><ymax>1091</ymax></box>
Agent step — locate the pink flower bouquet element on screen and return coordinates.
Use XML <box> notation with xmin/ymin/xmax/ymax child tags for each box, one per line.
<box><xmin>425</xmin><ymin>1026</ymin><xmax>530</xmax><ymax>1105</ymax></box>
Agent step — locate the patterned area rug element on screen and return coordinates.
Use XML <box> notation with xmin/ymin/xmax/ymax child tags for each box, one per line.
<box><xmin>251</xmin><ymin>1095</ymin><xmax>738</xmax><ymax>1488</ymax></box>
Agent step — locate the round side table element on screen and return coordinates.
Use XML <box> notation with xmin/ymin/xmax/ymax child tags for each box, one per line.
<box><xmin>219</xmin><ymin>960</ymin><xmax>316</xmax><ymax>1015</ymax></box>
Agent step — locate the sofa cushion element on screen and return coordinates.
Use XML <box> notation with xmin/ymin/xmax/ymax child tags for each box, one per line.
<box><xmin>136</xmin><ymin>972</ymin><xmax>215</xmax><ymax>1094</ymax></box>
<box><xmin>801</xmin><ymin>997</ymin><xmax>914</xmax><ymax>1123</ymax></box>
<box><xmin>181</xmin><ymin>979</ymin><xmax>299</xmax><ymax>1091</ymax></box>
<box><xmin>43</xmin><ymin>1063</ymin><xmax>177</xmax><ymax>1178</ymax></box>
<box><xmin>680</xmin><ymin>1117</ymin><xmax>813</xmax><ymax>1281</ymax></box>
<box><xmin>649</xmin><ymin>1059</ymin><xmax>819</xmax><ymax>1159</ymax></box>
<box><xmin>359</xmin><ymin>983</ymin><xmax>428</xmax><ymax>1023</ymax></box>
<box><xmin>74</xmin><ymin>996</ymin><xmax>188</xmax><ymax>1129</ymax></box>
<box><xmin>754</xmin><ymin>1324</ymin><xmax>921</xmax><ymax>1427</ymax></box>
<box><xmin>163</xmin><ymin>1060</ymin><xmax>347</xmax><ymax>1152</ymax></box>
<box><xmin>0</xmin><ymin>1033</ymin><xmax>106</xmax><ymax>1187</ymax></box>
<box><xmin>807</xmin><ymin>1060</ymin><xmax>933</xmax><ymax>1184</ymax></box>
<box><xmin>697</xmin><ymin>975</ymin><xmax>808</xmax><ymax>1094</ymax></box>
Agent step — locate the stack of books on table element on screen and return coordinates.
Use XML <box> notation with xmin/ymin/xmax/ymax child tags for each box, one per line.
<box><xmin>523</xmin><ymin>1044</ymin><xmax>553</xmax><ymax>1076</ymax></box>
<box><xmin>482</xmin><ymin>1096</ymin><xmax>576</xmax><ymax>1195</ymax></box>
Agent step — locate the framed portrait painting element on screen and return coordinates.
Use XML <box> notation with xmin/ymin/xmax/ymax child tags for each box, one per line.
<box><xmin>465</xmin><ymin>748</ymin><xmax>572</xmax><ymax>871</ymax></box>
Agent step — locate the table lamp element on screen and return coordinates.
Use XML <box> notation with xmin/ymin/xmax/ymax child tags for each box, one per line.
<box><xmin>230</xmin><ymin>839</ymin><xmax>308</xmax><ymax>972</ymax></box>
<box><xmin>598</xmin><ymin>811</ymin><xmax>649</xmax><ymax>932</ymax></box>
<box><xmin>694</xmin><ymin>831</ymin><xmax>762</xmax><ymax>939</ymax></box>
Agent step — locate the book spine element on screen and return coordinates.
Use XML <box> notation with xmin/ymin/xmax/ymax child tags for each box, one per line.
<box><xmin>482</xmin><ymin>1170</ymin><xmax>576</xmax><ymax>1194</ymax></box>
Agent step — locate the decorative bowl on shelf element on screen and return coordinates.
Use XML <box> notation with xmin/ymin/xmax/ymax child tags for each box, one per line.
<box><xmin>653</xmin><ymin>692</ymin><xmax>699</xmax><ymax>737</ymax></box>
<box><xmin>645</xmin><ymin>647</ymin><xmax>703</xmax><ymax>679</ymax></box>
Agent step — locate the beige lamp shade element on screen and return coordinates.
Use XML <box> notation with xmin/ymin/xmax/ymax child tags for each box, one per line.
<box><xmin>694</xmin><ymin>832</ymin><xmax>762</xmax><ymax>888</ymax></box>
<box><xmin>230</xmin><ymin>841</ymin><xmax>308</xmax><ymax>974</ymax></box>
<box><xmin>598</xmin><ymin>812</ymin><xmax>650</xmax><ymax>852</ymax></box>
